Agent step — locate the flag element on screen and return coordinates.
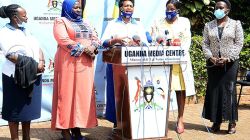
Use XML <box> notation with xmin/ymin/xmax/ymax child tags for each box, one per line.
<box><xmin>112</xmin><ymin>0</ymin><xmax>120</xmax><ymax>18</ymax></box>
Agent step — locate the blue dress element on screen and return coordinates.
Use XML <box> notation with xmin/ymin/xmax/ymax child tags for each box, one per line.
<box><xmin>2</xmin><ymin>74</ymin><xmax>42</xmax><ymax>121</ymax></box>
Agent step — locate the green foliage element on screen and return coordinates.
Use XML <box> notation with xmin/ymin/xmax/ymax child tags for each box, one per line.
<box><xmin>180</xmin><ymin>0</ymin><xmax>215</xmax><ymax>34</ymax></box>
<box><xmin>190</xmin><ymin>35</ymin><xmax>207</xmax><ymax>96</ymax></box>
<box><xmin>239</xmin><ymin>26</ymin><xmax>250</xmax><ymax>71</ymax></box>
<box><xmin>229</xmin><ymin>0</ymin><xmax>250</xmax><ymax>30</ymax></box>
<box><xmin>239</xmin><ymin>46</ymin><xmax>250</xmax><ymax>71</ymax></box>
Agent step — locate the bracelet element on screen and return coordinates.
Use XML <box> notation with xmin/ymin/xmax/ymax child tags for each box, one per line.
<box><xmin>39</xmin><ymin>60</ymin><xmax>45</xmax><ymax>62</ymax></box>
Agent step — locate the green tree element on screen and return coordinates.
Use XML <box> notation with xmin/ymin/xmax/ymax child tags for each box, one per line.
<box><xmin>179</xmin><ymin>0</ymin><xmax>215</xmax><ymax>35</ymax></box>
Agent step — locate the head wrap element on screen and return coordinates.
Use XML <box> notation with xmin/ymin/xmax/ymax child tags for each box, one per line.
<box><xmin>61</xmin><ymin>0</ymin><xmax>82</xmax><ymax>22</ymax></box>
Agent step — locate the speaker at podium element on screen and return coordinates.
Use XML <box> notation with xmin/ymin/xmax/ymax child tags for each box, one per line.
<box><xmin>103</xmin><ymin>46</ymin><xmax>187</xmax><ymax>140</ymax></box>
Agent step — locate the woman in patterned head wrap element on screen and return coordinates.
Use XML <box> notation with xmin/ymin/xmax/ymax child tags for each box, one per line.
<box><xmin>51</xmin><ymin>0</ymin><xmax>99</xmax><ymax>139</ymax></box>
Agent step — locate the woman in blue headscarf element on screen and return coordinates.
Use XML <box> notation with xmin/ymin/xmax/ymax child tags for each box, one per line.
<box><xmin>51</xmin><ymin>0</ymin><xmax>99</xmax><ymax>139</ymax></box>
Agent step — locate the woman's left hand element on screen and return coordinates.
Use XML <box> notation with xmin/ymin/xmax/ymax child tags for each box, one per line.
<box><xmin>217</xmin><ymin>57</ymin><xmax>229</xmax><ymax>66</ymax></box>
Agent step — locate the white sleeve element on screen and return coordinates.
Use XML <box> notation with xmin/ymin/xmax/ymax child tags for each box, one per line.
<box><xmin>101</xmin><ymin>20</ymin><xmax>116</xmax><ymax>43</ymax></box>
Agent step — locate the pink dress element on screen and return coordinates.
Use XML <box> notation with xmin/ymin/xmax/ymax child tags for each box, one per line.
<box><xmin>51</xmin><ymin>17</ymin><xmax>97</xmax><ymax>129</ymax></box>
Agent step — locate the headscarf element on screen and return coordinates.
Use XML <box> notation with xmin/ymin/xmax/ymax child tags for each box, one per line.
<box><xmin>61</xmin><ymin>0</ymin><xmax>82</xmax><ymax>22</ymax></box>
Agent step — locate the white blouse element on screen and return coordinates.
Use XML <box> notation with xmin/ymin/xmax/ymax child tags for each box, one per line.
<box><xmin>0</xmin><ymin>24</ymin><xmax>40</xmax><ymax>77</ymax></box>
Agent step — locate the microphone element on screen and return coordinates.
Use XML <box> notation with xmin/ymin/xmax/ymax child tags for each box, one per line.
<box><xmin>164</xmin><ymin>30</ymin><xmax>172</xmax><ymax>46</ymax></box>
<box><xmin>156</xmin><ymin>36</ymin><xmax>165</xmax><ymax>46</ymax></box>
<box><xmin>132</xmin><ymin>35</ymin><xmax>142</xmax><ymax>46</ymax></box>
<box><xmin>132</xmin><ymin>35</ymin><xmax>147</xmax><ymax>46</ymax></box>
<box><xmin>102</xmin><ymin>39</ymin><xmax>110</xmax><ymax>48</ymax></box>
<box><xmin>172</xmin><ymin>38</ymin><xmax>181</xmax><ymax>46</ymax></box>
<box><xmin>145</xmin><ymin>32</ymin><xmax>152</xmax><ymax>44</ymax></box>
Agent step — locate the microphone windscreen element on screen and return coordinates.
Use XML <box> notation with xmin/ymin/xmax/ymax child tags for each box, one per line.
<box><xmin>145</xmin><ymin>32</ymin><xmax>152</xmax><ymax>43</ymax></box>
<box><xmin>102</xmin><ymin>39</ymin><xmax>110</xmax><ymax>48</ymax></box>
<box><xmin>156</xmin><ymin>36</ymin><xmax>164</xmax><ymax>44</ymax></box>
<box><xmin>132</xmin><ymin>35</ymin><xmax>141</xmax><ymax>42</ymax></box>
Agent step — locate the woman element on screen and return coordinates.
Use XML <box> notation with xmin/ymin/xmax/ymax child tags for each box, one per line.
<box><xmin>202</xmin><ymin>0</ymin><xmax>244</xmax><ymax>134</ymax></box>
<box><xmin>0</xmin><ymin>4</ymin><xmax>45</xmax><ymax>140</ymax></box>
<box><xmin>102</xmin><ymin>0</ymin><xmax>147</xmax><ymax>129</ymax></box>
<box><xmin>51</xmin><ymin>0</ymin><xmax>98</xmax><ymax>139</ymax></box>
<box><xmin>151</xmin><ymin>0</ymin><xmax>195</xmax><ymax>134</ymax></box>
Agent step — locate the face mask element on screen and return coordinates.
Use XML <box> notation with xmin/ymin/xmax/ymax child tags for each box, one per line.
<box><xmin>121</xmin><ymin>10</ymin><xmax>133</xmax><ymax>19</ymax></box>
<box><xmin>165</xmin><ymin>11</ymin><xmax>177</xmax><ymax>21</ymax></box>
<box><xmin>214</xmin><ymin>9</ymin><xmax>226</xmax><ymax>19</ymax></box>
<box><xmin>15</xmin><ymin>16</ymin><xmax>26</xmax><ymax>28</ymax></box>
<box><xmin>71</xmin><ymin>10</ymin><xmax>82</xmax><ymax>20</ymax></box>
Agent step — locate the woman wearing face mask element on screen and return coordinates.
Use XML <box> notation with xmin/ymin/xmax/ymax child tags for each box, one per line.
<box><xmin>202</xmin><ymin>0</ymin><xmax>244</xmax><ymax>134</ymax></box>
<box><xmin>0</xmin><ymin>4</ymin><xmax>45</xmax><ymax>140</ymax></box>
<box><xmin>102</xmin><ymin>0</ymin><xmax>147</xmax><ymax>132</ymax></box>
<box><xmin>51</xmin><ymin>0</ymin><xmax>99</xmax><ymax>139</ymax></box>
<box><xmin>151</xmin><ymin>0</ymin><xmax>196</xmax><ymax>134</ymax></box>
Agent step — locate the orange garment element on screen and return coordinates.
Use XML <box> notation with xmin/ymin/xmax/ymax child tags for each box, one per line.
<box><xmin>51</xmin><ymin>17</ymin><xmax>97</xmax><ymax>129</ymax></box>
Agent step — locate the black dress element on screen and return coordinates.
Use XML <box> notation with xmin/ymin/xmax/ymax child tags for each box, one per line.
<box><xmin>202</xmin><ymin>27</ymin><xmax>238</xmax><ymax>123</ymax></box>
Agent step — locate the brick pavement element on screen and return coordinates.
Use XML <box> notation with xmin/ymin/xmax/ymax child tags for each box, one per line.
<box><xmin>0</xmin><ymin>102</ymin><xmax>249</xmax><ymax>140</ymax></box>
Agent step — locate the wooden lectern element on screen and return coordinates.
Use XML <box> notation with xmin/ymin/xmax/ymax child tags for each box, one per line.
<box><xmin>103</xmin><ymin>46</ymin><xmax>187</xmax><ymax>140</ymax></box>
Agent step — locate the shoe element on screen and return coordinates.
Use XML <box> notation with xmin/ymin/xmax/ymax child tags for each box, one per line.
<box><xmin>210</xmin><ymin>123</ymin><xmax>221</xmax><ymax>133</ymax></box>
<box><xmin>76</xmin><ymin>135</ymin><xmax>86</xmax><ymax>140</ymax></box>
<box><xmin>61</xmin><ymin>131</ymin><xmax>74</xmax><ymax>140</ymax></box>
<box><xmin>228</xmin><ymin>123</ymin><xmax>236</xmax><ymax>134</ymax></box>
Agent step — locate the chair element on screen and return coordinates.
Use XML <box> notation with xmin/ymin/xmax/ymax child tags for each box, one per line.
<box><xmin>236</xmin><ymin>70</ymin><xmax>250</xmax><ymax>106</ymax></box>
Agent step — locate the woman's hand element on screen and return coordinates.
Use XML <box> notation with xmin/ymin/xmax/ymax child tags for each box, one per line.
<box><xmin>38</xmin><ymin>60</ymin><xmax>45</xmax><ymax>73</ymax></box>
<box><xmin>38</xmin><ymin>48</ymin><xmax>45</xmax><ymax>72</ymax></box>
<box><xmin>217</xmin><ymin>57</ymin><xmax>229</xmax><ymax>66</ymax></box>
<box><xmin>209</xmin><ymin>57</ymin><xmax>218</xmax><ymax>65</ymax></box>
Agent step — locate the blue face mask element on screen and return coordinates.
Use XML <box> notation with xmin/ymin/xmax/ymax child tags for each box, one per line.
<box><xmin>214</xmin><ymin>9</ymin><xmax>226</xmax><ymax>19</ymax></box>
<box><xmin>121</xmin><ymin>11</ymin><xmax>133</xmax><ymax>19</ymax></box>
<box><xmin>165</xmin><ymin>11</ymin><xmax>177</xmax><ymax>21</ymax></box>
<box><xmin>71</xmin><ymin>11</ymin><xmax>82</xmax><ymax>21</ymax></box>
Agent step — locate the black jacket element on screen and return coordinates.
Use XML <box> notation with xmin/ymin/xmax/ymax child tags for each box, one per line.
<box><xmin>14</xmin><ymin>55</ymin><xmax>38</xmax><ymax>97</ymax></box>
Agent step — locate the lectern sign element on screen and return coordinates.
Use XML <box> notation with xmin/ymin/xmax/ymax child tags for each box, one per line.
<box><xmin>121</xmin><ymin>46</ymin><xmax>188</xmax><ymax>65</ymax></box>
<box><xmin>102</xmin><ymin>46</ymin><xmax>181</xmax><ymax>139</ymax></box>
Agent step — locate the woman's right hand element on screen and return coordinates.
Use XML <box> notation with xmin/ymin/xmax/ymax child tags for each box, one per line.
<box><xmin>38</xmin><ymin>60</ymin><xmax>45</xmax><ymax>73</ymax></box>
<box><xmin>209</xmin><ymin>57</ymin><xmax>217</xmax><ymax>65</ymax></box>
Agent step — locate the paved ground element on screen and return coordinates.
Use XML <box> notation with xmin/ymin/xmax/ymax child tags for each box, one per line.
<box><xmin>0</xmin><ymin>87</ymin><xmax>249</xmax><ymax>140</ymax></box>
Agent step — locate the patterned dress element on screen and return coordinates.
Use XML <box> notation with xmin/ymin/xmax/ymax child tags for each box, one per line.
<box><xmin>51</xmin><ymin>17</ymin><xmax>97</xmax><ymax>129</ymax></box>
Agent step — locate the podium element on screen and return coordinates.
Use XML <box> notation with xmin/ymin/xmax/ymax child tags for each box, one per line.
<box><xmin>103</xmin><ymin>46</ymin><xmax>187</xmax><ymax>140</ymax></box>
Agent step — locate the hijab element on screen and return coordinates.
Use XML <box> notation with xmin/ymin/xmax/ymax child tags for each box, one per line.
<box><xmin>61</xmin><ymin>0</ymin><xmax>82</xmax><ymax>22</ymax></box>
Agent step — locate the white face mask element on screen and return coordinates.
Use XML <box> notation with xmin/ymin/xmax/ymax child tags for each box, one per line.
<box><xmin>15</xmin><ymin>16</ymin><xmax>26</xmax><ymax>28</ymax></box>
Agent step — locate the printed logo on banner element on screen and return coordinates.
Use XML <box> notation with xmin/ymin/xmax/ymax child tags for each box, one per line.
<box><xmin>33</xmin><ymin>0</ymin><xmax>62</xmax><ymax>25</ymax></box>
<box><xmin>47</xmin><ymin>0</ymin><xmax>62</xmax><ymax>11</ymax></box>
<box><xmin>133</xmin><ymin>77</ymin><xmax>165</xmax><ymax>112</ymax></box>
